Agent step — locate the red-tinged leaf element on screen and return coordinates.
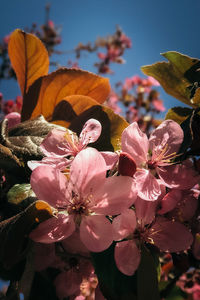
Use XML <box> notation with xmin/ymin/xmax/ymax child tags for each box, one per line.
<box><xmin>21</xmin><ymin>68</ymin><xmax>110</xmax><ymax>121</ymax></box>
<box><xmin>8</xmin><ymin>29</ymin><xmax>49</xmax><ymax>96</ymax></box>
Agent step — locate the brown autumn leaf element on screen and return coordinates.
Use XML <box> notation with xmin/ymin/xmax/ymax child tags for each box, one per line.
<box><xmin>21</xmin><ymin>68</ymin><xmax>110</xmax><ymax>121</ymax></box>
<box><xmin>8</xmin><ymin>29</ymin><xmax>49</xmax><ymax>96</ymax></box>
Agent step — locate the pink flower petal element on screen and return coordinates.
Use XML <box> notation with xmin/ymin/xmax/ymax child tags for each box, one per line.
<box><xmin>4</xmin><ymin>112</ymin><xmax>21</xmax><ymax>129</ymax></box>
<box><xmin>70</xmin><ymin>148</ymin><xmax>107</xmax><ymax>197</ymax></box>
<box><xmin>168</xmin><ymin>190</ymin><xmax>198</xmax><ymax>222</ymax></box>
<box><xmin>55</xmin><ymin>270</ymin><xmax>82</xmax><ymax>298</ymax></box>
<box><xmin>92</xmin><ymin>176</ymin><xmax>137</xmax><ymax>215</ymax></box>
<box><xmin>55</xmin><ymin>259</ymin><xmax>94</xmax><ymax>299</ymax></box>
<box><xmin>135</xmin><ymin>197</ymin><xmax>158</xmax><ymax>225</ymax></box>
<box><xmin>80</xmin><ymin>215</ymin><xmax>113</xmax><ymax>252</ymax></box>
<box><xmin>40</xmin><ymin>128</ymin><xmax>68</xmax><ymax>157</ymax></box>
<box><xmin>30</xmin><ymin>165</ymin><xmax>69</xmax><ymax>207</ymax></box>
<box><xmin>114</xmin><ymin>240</ymin><xmax>141</xmax><ymax>276</ymax></box>
<box><xmin>34</xmin><ymin>243</ymin><xmax>56</xmax><ymax>271</ymax></box>
<box><xmin>134</xmin><ymin>169</ymin><xmax>161</xmax><ymax>201</ymax></box>
<box><xmin>79</xmin><ymin>119</ymin><xmax>102</xmax><ymax>145</ymax></box>
<box><xmin>100</xmin><ymin>151</ymin><xmax>119</xmax><ymax>170</ymax></box>
<box><xmin>62</xmin><ymin>230</ymin><xmax>89</xmax><ymax>256</ymax></box>
<box><xmin>112</xmin><ymin>209</ymin><xmax>136</xmax><ymax>241</ymax></box>
<box><xmin>30</xmin><ymin>213</ymin><xmax>75</xmax><ymax>243</ymax></box>
<box><xmin>152</xmin><ymin>99</ymin><xmax>165</xmax><ymax>112</ymax></box>
<box><xmin>158</xmin><ymin>189</ymin><xmax>182</xmax><ymax>215</ymax></box>
<box><xmin>158</xmin><ymin>159</ymin><xmax>200</xmax><ymax>189</ymax></box>
<box><xmin>149</xmin><ymin>120</ymin><xmax>183</xmax><ymax>157</ymax></box>
<box><xmin>121</xmin><ymin>122</ymin><xmax>149</xmax><ymax>166</ymax></box>
<box><xmin>148</xmin><ymin>217</ymin><xmax>193</xmax><ymax>252</ymax></box>
<box><xmin>28</xmin><ymin>157</ymin><xmax>70</xmax><ymax>171</ymax></box>
<box><xmin>147</xmin><ymin>76</ymin><xmax>160</xmax><ymax>86</ymax></box>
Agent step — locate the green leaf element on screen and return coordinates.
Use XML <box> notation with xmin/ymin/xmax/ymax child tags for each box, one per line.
<box><xmin>137</xmin><ymin>246</ymin><xmax>160</xmax><ymax>300</ymax></box>
<box><xmin>29</xmin><ymin>272</ymin><xmax>59</xmax><ymax>300</ymax></box>
<box><xmin>165</xmin><ymin>286</ymin><xmax>187</xmax><ymax>300</ymax></box>
<box><xmin>176</xmin><ymin>109</ymin><xmax>200</xmax><ymax>159</ymax></box>
<box><xmin>7</xmin><ymin>184</ymin><xmax>37</xmax><ymax>214</ymax></box>
<box><xmin>177</xmin><ymin>112</ymin><xmax>194</xmax><ymax>159</ymax></box>
<box><xmin>159</xmin><ymin>281</ymin><xmax>187</xmax><ymax>300</ymax></box>
<box><xmin>0</xmin><ymin>201</ymin><xmax>53</xmax><ymax>269</ymax></box>
<box><xmin>91</xmin><ymin>243</ymin><xmax>137</xmax><ymax>300</ymax></box>
<box><xmin>141</xmin><ymin>51</ymin><xmax>200</xmax><ymax>107</ymax></box>
<box><xmin>103</xmin><ymin>105</ymin><xmax>128</xmax><ymax>151</ymax></box>
<box><xmin>7</xmin><ymin>184</ymin><xmax>35</xmax><ymax>205</ymax></box>
<box><xmin>165</xmin><ymin>107</ymin><xmax>193</xmax><ymax>124</ymax></box>
<box><xmin>165</xmin><ymin>107</ymin><xmax>200</xmax><ymax>157</ymax></box>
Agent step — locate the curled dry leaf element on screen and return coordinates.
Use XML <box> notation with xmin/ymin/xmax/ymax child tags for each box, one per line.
<box><xmin>0</xmin><ymin>116</ymin><xmax>64</xmax><ymax>162</ymax></box>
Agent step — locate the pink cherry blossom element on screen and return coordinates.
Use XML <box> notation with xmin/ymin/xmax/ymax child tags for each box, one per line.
<box><xmin>146</xmin><ymin>76</ymin><xmax>160</xmax><ymax>87</ymax></box>
<box><xmin>30</xmin><ymin>148</ymin><xmax>137</xmax><ymax>252</ymax></box>
<box><xmin>121</xmin><ymin>120</ymin><xmax>199</xmax><ymax>201</ymax></box>
<box><xmin>152</xmin><ymin>99</ymin><xmax>166</xmax><ymax>112</ymax></box>
<box><xmin>34</xmin><ymin>243</ymin><xmax>65</xmax><ymax>272</ymax></box>
<box><xmin>123</xmin><ymin>75</ymin><xmax>142</xmax><ymax>91</ymax></box>
<box><xmin>54</xmin><ymin>257</ymin><xmax>94</xmax><ymax>299</ymax></box>
<box><xmin>28</xmin><ymin>156</ymin><xmax>70</xmax><ymax>171</ymax></box>
<box><xmin>107</xmin><ymin>91</ymin><xmax>121</xmax><ymax>114</ymax></box>
<box><xmin>123</xmin><ymin>78</ymin><xmax>134</xmax><ymax>91</ymax></box>
<box><xmin>159</xmin><ymin>189</ymin><xmax>198</xmax><ymax>222</ymax></box>
<box><xmin>119</xmin><ymin>33</ymin><xmax>132</xmax><ymax>48</ymax></box>
<box><xmin>4</xmin><ymin>112</ymin><xmax>21</xmax><ymax>129</ymax></box>
<box><xmin>28</xmin><ymin>118</ymin><xmax>102</xmax><ymax>170</ymax></box>
<box><xmin>98</xmin><ymin>52</ymin><xmax>107</xmax><ymax>60</ymax></box>
<box><xmin>177</xmin><ymin>272</ymin><xmax>200</xmax><ymax>300</ymax></box>
<box><xmin>112</xmin><ymin>206</ymin><xmax>193</xmax><ymax>276</ymax></box>
<box><xmin>41</xmin><ymin>118</ymin><xmax>102</xmax><ymax>158</ymax></box>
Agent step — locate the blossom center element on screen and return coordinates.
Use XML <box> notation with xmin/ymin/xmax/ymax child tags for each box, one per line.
<box><xmin>67</xmin><ymin>191</ymin><xmax>93</xmax><ymax>225</ymax></box>
<box><xmin>149</xmin><ymin>143</ymin><xmax>178</xmax><ymax>168</ymax></box>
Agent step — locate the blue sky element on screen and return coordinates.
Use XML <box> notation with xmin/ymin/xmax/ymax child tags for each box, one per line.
<box><xmin>0</xmin><ymin>0</ymin><xmax>200</xmax><ymax>117</ymax></box>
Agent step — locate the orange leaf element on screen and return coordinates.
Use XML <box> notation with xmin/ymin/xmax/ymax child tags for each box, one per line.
<box><xmin>50</xmin><ymin>94</ymin><xmax>103</xmax><ymax>128</ymax></box>
<box><xmin>50</xmin><ymin>95</ymin><xmax>128</xmax><ymax>151</ymax></box>
<box><xmin>8</xmin><ymin>29</ymin><xmax>49</xmax><ymax>96</ymax></box>
<box><xmin>22</xmin><ymin>68</ymin><xmax>110</xmax><ymax>121</ymax></box>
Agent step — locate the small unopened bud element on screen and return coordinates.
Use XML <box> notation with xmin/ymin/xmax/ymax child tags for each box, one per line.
<box><xmin>118</xmin><ymin>152</ymin><xmax>137</xmax><ymax>177</ymax></box>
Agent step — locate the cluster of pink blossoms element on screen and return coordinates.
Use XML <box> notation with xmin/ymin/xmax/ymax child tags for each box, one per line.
<box><xmin>28</xmin><ymin>118</ymin><xmax>200</xmax><ymax>297</ymax></box>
